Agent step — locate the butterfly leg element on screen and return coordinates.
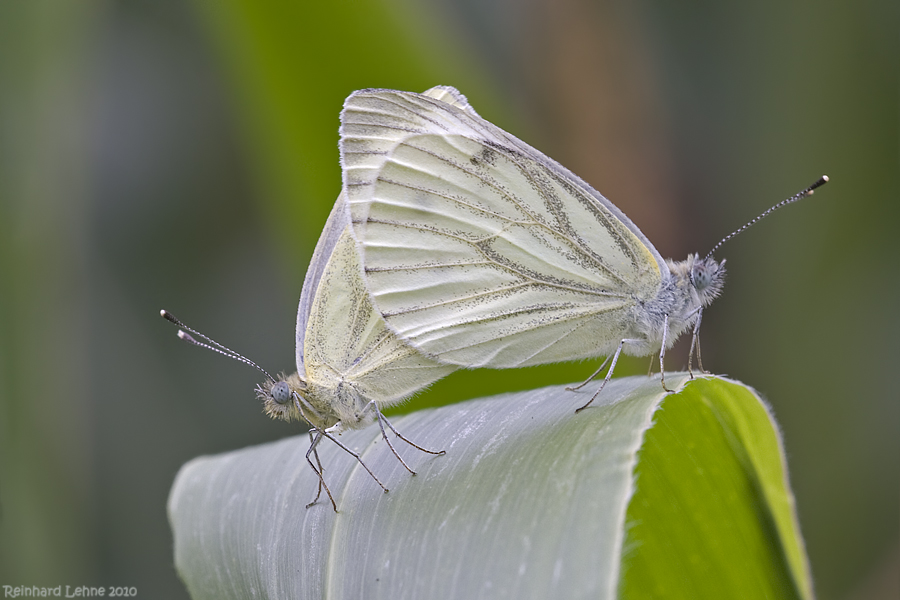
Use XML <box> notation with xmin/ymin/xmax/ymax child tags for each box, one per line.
<box><xmin>376</xmin><ymin>408</ymin><xmax>446</xmax><ymax>457</ymax></box>
<box><xmin>309</xmin><ymin>431</ymin><xmax>326</xmax><ymax>505</ymax></box>
<box><xmin>659</xmin><ymin>314</ymin><xmax>680</xmax><ymax>393</ymax></box>
<box><xmin>687</xmin><ymin>307</ymin><xmax>706</xmax><ymax>378</ymax></box>
<box><xmin>304</xmin><ymin>429</ymin><xmax>338</xmax><ymax>511</ymax></box>
<box><xmin>566</xmin><ymin>353</ymin><xmax>614</xmax><ymax>392</ymax></box>
<box><xmin>319</xmin><ymin>426</ymin><xmax>390</xmax><ymax>494</ymax></box>
<box><xmin>574</xmin><ymin>338</ymin><xmax>634</xmax><ymax>413</ymax></box>
<box><xmin>369</xmin><ymin>404</ymin><xmax>444</xmax><ymax>476</ymax></box>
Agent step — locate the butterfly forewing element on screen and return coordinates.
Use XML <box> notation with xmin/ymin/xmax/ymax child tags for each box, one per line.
<box><xmin>295</xmin><ymin>193</ymin><xmax>356</xmax><ymax>374</ymax></box>
<box><xmin>341</xmin><ymin>88</ymin><xmax>667</xmax><ymax>368</ymax></box>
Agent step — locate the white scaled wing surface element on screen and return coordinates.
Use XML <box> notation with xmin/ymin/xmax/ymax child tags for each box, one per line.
<box><xmin>342</xmin><ymin>87</ymin><xmax>669</xmax><ymax>368</ymax></box>
<box><xmin>300</xmin><ymin>218</ymin><xmax>456</xmax><ymax>423</ymax></box>
<box><xmin>296</xmin><ymin>192</ymin><xmax>355</xmax><ymax>375</ymax></box>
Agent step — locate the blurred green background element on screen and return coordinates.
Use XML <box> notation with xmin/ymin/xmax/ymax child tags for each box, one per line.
<box><xmin>0</xmin><ymin>0</ymin><xmax>895</xmax><ymax>598</ymax></box>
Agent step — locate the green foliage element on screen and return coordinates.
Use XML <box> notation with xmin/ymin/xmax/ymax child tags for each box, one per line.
<box><xmin>169</xmin><ymin>375</ymin><xmax>811</xmax><ymax>599</ymax></box>
<box><xmin>621</xmin><ymin>378</ymin><xmax>811</xmax><ymax>599</ymax></box>
<box><xmin>191</xmin><ymin>0</ymin><xmax>482</xmax><ymax>262</ymax></box>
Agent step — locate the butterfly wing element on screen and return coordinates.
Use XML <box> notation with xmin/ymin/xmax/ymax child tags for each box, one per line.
<box><xmin>341</xmin><ymin>87</ymin><xmax>668</xmax><ymax>368</ymax></box>
<box><xmin>302</xmin><ymin>223</ymin><xmax>456</xmax><ymax>418</ymax></box>
<box><xmin>295</xmin><ymin>192</ymin><xmax>354</xmax><ymax>375</ymax></box>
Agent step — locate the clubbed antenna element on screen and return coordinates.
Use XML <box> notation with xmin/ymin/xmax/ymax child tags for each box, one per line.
<box><xmin>160</xmin><ymin>309</ymin><xmax>275</xmax><ymax>382</ymax></box>
<box><xmin>705</xmin><ymin>175</ymin><xmax>829</xmax><ymax>260</ymax></box>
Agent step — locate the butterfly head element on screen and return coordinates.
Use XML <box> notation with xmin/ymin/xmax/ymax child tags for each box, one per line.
<box><xmin>689</xmin><ymin>254</ymin><xmax>726</xmax><ymax>307</ymax></box>
<box><xmin>257</xmin><ymin>372</ymin><xmax>308</xmax><ymax>422</ymax></box>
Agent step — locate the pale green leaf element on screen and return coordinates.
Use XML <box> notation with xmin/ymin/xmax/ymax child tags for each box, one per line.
<box><xmin>169</xmin><ymin>375</ymin><xmax>811</xmax><ymax>599</ymax></box>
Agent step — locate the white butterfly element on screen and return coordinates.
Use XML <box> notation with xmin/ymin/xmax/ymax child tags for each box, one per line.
<box><xmin>164</xmin><ymin>193</ymin><xmax>456</xmax><ymax>510</ymax></box>
<box><xmin>340</xmin><ymin>86</ymin><xmax>825</xmax><ymax>409</ymax></box>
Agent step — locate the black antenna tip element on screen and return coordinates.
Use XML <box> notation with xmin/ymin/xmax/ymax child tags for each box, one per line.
<box><xmin>808</xmin><ymin>175</ymin><xmax>829</xmax><ymax>194</ymax></box>
<box><xmin>160</xmin><ymin>309</ymin><xmax>178</xmax><ymax>324</ymax></box>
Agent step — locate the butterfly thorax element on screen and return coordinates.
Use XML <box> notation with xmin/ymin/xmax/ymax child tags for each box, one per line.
<box><xmin>324</xmin><ymin>379</ymin><xmax>377</xmax><ymax>430</ymax></box>
<box><xmin>627</xmin><ymin>254</ymin><xmax>725</xmax><ymax>355</ymax></box>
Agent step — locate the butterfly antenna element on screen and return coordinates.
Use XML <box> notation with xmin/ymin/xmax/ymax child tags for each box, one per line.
<box><xmin>160</xmin><ymin>309</ymin><xmax>275</xmax><ymax>382</ymax></box>
<box><xmin>705</xmin><ymin>175</ymin><xmax>829</xmax><ymax>260</ymax></box>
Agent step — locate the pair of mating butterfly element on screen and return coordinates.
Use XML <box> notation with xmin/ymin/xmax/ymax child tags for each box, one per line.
<box><xmin>163</xmin><ymin>86</ymin><xmax>827</xmax><ymax>511</ymax></box>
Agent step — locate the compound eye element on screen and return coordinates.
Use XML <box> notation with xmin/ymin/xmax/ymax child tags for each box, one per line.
<box><xmin>271</xmin><ymin>381</ymin><xmax>292</xmax><ymax>405</ymax></box>
<box><xmin>692</xmin><ymin>265</ymin><xmax>711</xmax><ymax>290</ymax></box>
